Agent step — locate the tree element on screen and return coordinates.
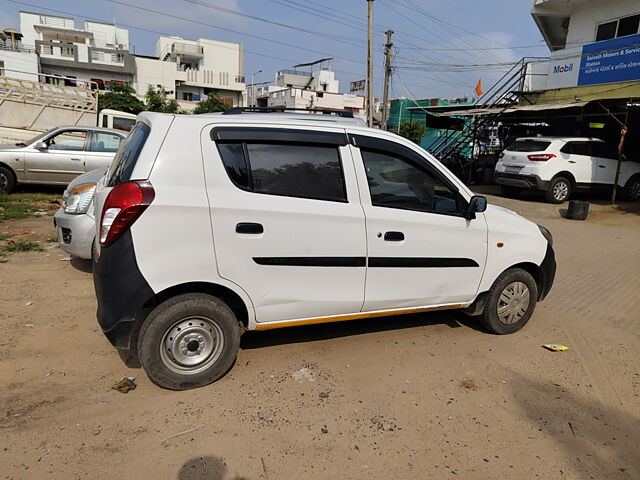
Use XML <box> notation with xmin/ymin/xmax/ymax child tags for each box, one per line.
<box><xmin>398</xmin><ymin>120</ymin><xmax>427</xmax><ymax>145</ymax></box>
<box><xmin>192</xmin><ymin>92</ymin><xmax>230</xmax><ymax>114</ymax></box>
<box><xmin>97</xmin><ymin>83</ymin><xmax>145</xmax><ymax>114</ymax></box>
<box><xmin>144</xmin><ymin>85</ymin><xmax>179</xmax><ymax>113</ymax></box>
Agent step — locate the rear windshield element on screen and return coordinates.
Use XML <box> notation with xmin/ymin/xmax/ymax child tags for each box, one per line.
<box><xmin>106</xmin><ymin>122</ymin><xmax>150</xmax><ymax>187</ymax></box>
<box><xmin>506</xmin><ymin>140</ymin><xmax>551</xmax><ymax>152</ymax></box>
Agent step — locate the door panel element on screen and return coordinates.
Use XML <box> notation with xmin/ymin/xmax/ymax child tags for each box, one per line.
<box><xmin>349</xmin><ymin>139</ymin><xmax>487</xmax><ymax>311</ymax></box>
<box><xmin>203</xmin><ymin>130</ymin><xmax>366</xmax><ymax>324</ymax></box>
<box><xmin>591</xmin><ymin>142</ymin><xmax>618</xmax><ymax>185</ymax></box>
<box><xmin>559</xmin><ymin>141</ymin><xmax>596</xmax><ymax>184</ymax></box>
<box><xmin>24</xmin><ymin>130</ymin><xmax>87</xmax><ymax>183</ymax></box>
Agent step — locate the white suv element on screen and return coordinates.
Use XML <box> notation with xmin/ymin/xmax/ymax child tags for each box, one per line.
<box><xmin>93</xmin><ymin>109</ymin><xmax>556</xmax><ymax>390</ymax></box>
<box><xmin>494</xmin><ymin>136</ymin><xmax>640</xmax><ymax>203</ymax></box>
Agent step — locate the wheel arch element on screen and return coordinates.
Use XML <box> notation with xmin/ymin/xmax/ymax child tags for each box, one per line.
<box><xmin>0</xmin><ymin>161</ymin><xmax>17</xmax><ymax>181</ymax></box>
<box><xmin>552</xmin><ymin>171</ymin><xmax>576</xmax><ymax>187</ymax></box>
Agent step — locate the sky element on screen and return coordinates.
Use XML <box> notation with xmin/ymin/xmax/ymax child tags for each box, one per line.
<box><xmin>0</xmin><ymin>0</ymin><xmax>549</xmax><ymax>100</ymax></box>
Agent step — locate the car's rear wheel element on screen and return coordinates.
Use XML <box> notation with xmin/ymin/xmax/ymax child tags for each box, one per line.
<box><xmin>622</xmin><ymin>175</ymin><xmax>640</xmax><ymax>201</ymax></box>
<box><xmin>479</xmin><ymin>268</ymin><xmax>538</xmax><ymax>335</ymax></box>
<box><xmin>0</xmin><ymin>166</ymin><xmax>16</xmax><ymax>194</ymax></box>
<box><xmin>500</xmin><ymin>186</ymin><xmax>521</xmax><ymax>197</ymax></box>
<box><xmin>137</xmin><ymin>293</ymin><xmax>241</xmax><ymax>390</ymax></box>
<box><xmin>545</xmin><ymin>177</ymin><xmax>571</xmax><ymax>203</ymax></box>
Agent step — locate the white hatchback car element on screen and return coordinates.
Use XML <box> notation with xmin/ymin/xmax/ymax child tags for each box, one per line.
<box><xmin>494</xmin><ymin>136</ymin><xmax>640</xmax><ymax>203</ymax></box>
<box><xmin>93</xmin><ymin>109</ymin><xmax>556</xmax><ymax>390</ymax></box>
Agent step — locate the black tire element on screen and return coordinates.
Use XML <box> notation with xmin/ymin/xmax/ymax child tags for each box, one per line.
<box><xmin>137</xmin><ymin>293</ymin><xmax>241</xmax><ymax>390</ymax></box>
<box><xmin>621</xmin><ymin>175</ymin><xmax>640</xmax><ymax>201</ymax></box>
<box><xmin>545</xmin><ymin>176</ymin><xmax>571</xmax><ymax>204</ymax></box>
<box><xmin>0</xmin><ymin>166</ymin><xmax>16</xmax><ymax>194</ymax></box>
<box><xmin>479</xmin><ymin>268</ymin><xmax>538</xmax><ymax>335</ymax></box>
<box><xmin>500</xmin><ymin>186</ymin><xmax>521</xmax><ymax>197</ymax></box>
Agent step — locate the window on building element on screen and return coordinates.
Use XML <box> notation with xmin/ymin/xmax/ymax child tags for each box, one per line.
<box><xmin>596</xmin><ymin>14</ymin><xmax>640</xmax><ymax>41</ymax></box>
<box><xmin>182</xmin><ymin>92</ymin><xmax>193</xmax><ymax>101</ymax></box>
<box><xmin>360</xmin><ymin>149</ymin><xmax>459</xmax><ymax>215</ymax></box>
<box><xmin>217</xmin><ymin>142</ymin><xmax>347</xmax><ymax>202</ymax></box>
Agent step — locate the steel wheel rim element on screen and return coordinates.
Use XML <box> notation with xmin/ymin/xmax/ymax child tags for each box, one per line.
<box><xmin>497</xmin><ymin>281</ymin><xmax>530</xmax><ymax>325</ymax></box>
<box><xmin>160</xmin><ymin>316</ymin><xmax>224</xmax><ymax>375</ymax></box>
<box><xmin>553</xmin><ymin>181</ymin><xmax>568</xmax><ymax>201</ymax></box>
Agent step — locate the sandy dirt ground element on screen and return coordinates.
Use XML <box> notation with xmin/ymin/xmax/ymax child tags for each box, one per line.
<box><xmin>1</xmin><ymin>189</ymin><xmax>639</xmax><ymax>479</ymax></box>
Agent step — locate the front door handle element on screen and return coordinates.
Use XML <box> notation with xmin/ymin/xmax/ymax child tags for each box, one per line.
<box><xmin>568</xmin><ymin>160</ymin><xmax>576</xmax><ymax>164</ymax></box>
<box><xmin>71</xmin><ymin>157</ymin><xmax>82</xmax><ymax>161</ymax></box>
<box><xmin>598</xmin><ymin>165</ymin><xmax>606</xmax><ymax>168</ymax></box>
<box><xmin>384</xmin><ymin>231</ymin><xmax>404</xmax><ymax>241</ymax></box>
<box><xmin>236</xmin><ymin>222</ymin><xmax>263</xmax><ymax>234</ymax></box>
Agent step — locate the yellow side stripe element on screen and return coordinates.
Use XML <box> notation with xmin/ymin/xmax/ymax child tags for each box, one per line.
<box><xmin>254</xmin><ymin>304</ymin><xmax>463</xmax><ymax>331</ymax></box>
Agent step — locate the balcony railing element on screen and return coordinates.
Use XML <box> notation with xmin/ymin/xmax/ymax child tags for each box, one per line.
<box><xmin>90</xmin><ymin>50</ymin><xmax>126</xmax><ymax>65</ymax></box>
<box><xmin>172</xmin><ymin>43</ymin><xmax>204</xmax><ymax>57</ymax></box>
<box><xmin>0</xmin><ymin>43</ymin><xmax>37</xmax><ymax>54</ymax></box>
<box><xmin>278</xmin><ymin>69</ymin><xmax>312</xmax><ymax>77</ymax></box>
<box><xmin>38</xmin><ymin>43</ymin><xmax>75</xmax><ymax>58</ymax></box>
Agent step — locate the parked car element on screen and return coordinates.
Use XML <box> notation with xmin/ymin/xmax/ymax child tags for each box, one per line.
<box><xmin>93</xmin><ymin>110</ymin><xmax>556</xmax><ymax>390</ymax></box>
<box><xmin>0</xmin><ymin>126</ymin><xmax>127</xmax><ymax>194</ymax></box>
<box><xmin>53</xmin><ymin>167</ymin><xmax>107</xmax><ymax>259</ymax></box>
<box><xmin>98</xmin><ymin>109</ymin><xmax>137</xmax><ymax>132</ymax></box>
<box><xmin>494</xmin><ymin>136</ymin><xmax>640</xmax><ymax>203</ymax></box>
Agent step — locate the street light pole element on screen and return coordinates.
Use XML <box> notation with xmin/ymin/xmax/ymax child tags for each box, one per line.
<box><xmin>367</xmin><ymin>0</ymin><xmax>374</xmax><ymax>128</ymax></box>
<box><xmin>250</xmin><ymin>70</ymin><xmax>262</xmax><ymax>107</ymax></box>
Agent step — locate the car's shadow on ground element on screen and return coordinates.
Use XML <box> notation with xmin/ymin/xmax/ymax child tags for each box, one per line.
<box><xmin>240</xmin><ymin>310</ymin><xmax>484</xmax><ymax>350</ymax></box>
<box><xmin>70</xmin><ymin>257</ymin><xmax>92</xmax><ymax>273</ymax></box>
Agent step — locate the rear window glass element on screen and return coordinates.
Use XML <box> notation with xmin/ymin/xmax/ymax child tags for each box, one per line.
<box><xmin>106</xmin><ymin>122</ymin><xmax>150</xmax><ymax>186</ymax></box>
<box><xmin>506</xmin><ymin>140</ymin><xmax>551</xmax><ymax>152</ymax></box>
<box><xmin>217</xmin><ymin>142</ymin><xmax>347</xmax><ymax>202</ymax></box>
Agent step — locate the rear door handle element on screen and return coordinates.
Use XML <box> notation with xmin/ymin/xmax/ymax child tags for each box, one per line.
<box><xmin>71</xmin><ymin>157</ymin><xmax>82</xmax><ymax>161</ymax></box>
<box><xmin>384</xmin><ymin>231</ymin><xmax>404</xmax><ymax>241</ymax></box>
<box><xmin>568</xmin><ymin>160</ymin><xmax>576</xmax><ymax>163</ymax></box>
<box><xmin>598</xmin><ymin>165</ymin><xmax>606</xmax><ymax>168</ymax></box>
<box><xmin>236</xmin><ymin>222</ymin><xmax>263</xmax><ymax>234</ymax></box>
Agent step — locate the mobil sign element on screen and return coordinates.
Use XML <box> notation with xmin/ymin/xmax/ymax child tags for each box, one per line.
<box><xmin>547</xmin><ymin>32</ymin><xmax>640</xmax><ymax>89</ymax></box>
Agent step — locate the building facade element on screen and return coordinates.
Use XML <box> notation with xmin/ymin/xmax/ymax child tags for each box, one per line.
<box><xmin>0</xmin><ymin>28</ymin><xmax>39</xmax><ymax>81</ymax></box>
<box><xmin>530</xmin><ymin>0</ymin><xmax>640</xmax><ymax>101</ymax></box>
<box><xmin>133</xmin><ymin>36</ymin><xmax>246</xmax><ymax>109</ymax></box>
<box><xmin>252</xmin><ymin>68</ymin><xmax>364</xmax><ymax>118</ymax></box>
<box><xmin>19</xmin><ymin>11</ymin><xmax>135</xmax><ymax>88</ymax></box>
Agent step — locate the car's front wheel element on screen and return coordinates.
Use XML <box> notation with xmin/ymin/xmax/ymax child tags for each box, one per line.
<box><xmin>479</xmin><ymin>268</ymin><xmax>538</xmax><ymax>335</ymax></box>
<box><xmin>137</xmin><ymin>293</ymin><xmax>241</xmax><ymax>390</ymax></box>
<box><xmin>545</xmin><ymin>177</ymin><xmax>571</xmax><ymax>203</ymax></box>
<box><xmin>0</xmin><ymin>166</ymin><xmax>16</xmax><ymax>194</ymax></box>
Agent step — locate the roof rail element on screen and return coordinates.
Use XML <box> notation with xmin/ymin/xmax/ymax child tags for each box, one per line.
<box><xmin>222</xmin><ymin>106</ymin><xmax>354</xmax><ymax>118</ymax></box>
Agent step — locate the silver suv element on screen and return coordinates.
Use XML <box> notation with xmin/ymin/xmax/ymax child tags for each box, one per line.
<box><xmin>0</xmin><ymin>126</ymin><xmax>126</xmax><ymax>193</ymax></box>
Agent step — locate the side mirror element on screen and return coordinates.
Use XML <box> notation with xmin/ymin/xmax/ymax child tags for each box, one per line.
<box><xmin>464</xmin><ymin>195</ymin><xmax>487</xmax><ymax>220</ymax></box>
<box><xmin>34</xmin><ymin>141</ymin><xmax>47</xmax><ymax>150</ymax></box>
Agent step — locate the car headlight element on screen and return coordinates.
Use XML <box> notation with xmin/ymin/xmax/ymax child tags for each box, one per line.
<box><xmin>538</xmin><ymin>224</ymin><xmax>553</xmax><ymax>246</ymax></box>
<box><xmin>63</xmin><ymin>183</ymin><xmax>96</xmax><ymax>214</ymax></box>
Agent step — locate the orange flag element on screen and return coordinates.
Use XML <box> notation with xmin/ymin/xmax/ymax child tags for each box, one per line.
<box><xmin>474</xmin><ymin>78</ymin><xmax>484</xmax><ymax>97</ymax></box>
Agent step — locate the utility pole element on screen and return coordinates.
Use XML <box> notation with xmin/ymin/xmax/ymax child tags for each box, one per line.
<box><xmin>381</xmin><ymin>29</ymin><xmax>394</xmax><ymax>130</ymax></box>
<box><xmin>366</xmin><ymin>0</ymin><xmax>374</xmax><ymax>127</ymax></box>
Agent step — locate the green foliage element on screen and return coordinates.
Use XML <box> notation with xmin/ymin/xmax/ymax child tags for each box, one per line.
<box><xmin>145</xmin><ymin>86</ymin><xmax>179</xmax><ymax>113</ymax></box>
<box><xmin>192</xmin><ymin>92</ymin><xmax>230</xmax><ymax>114</ymax></box>
<box><xmin>0</xmin><ymin>192</ymin><xmax>60</xmax><ymax>222</ymax></box>
<box><xmin>98</xmin><ymin>83</ymin><xmax>145</xmax><ymax>114</ymax></box>
<box><xmin>0</xmin><ymin>234</ymin><xmax>9</xmax><ymax>241</ymax></box>
<box><xmin>398</xmin><ymin>120</ymin><xmax>427</xmax><ymax>145</ymax></box>
<box><xmin>46</xmin><ymin>236</ymin><xmax>58</xmax><ymax>243</ymax></box>
<box><xmin>1</xmin><ymin>241</ymin><xmax>44</xmax><ymax>253</ymax></box>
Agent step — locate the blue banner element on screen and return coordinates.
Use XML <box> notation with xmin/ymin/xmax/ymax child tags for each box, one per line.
<box><xmin>578</xmin><ymin>33</ymin><xmax>640</xmax><ymax>86</ymax></box>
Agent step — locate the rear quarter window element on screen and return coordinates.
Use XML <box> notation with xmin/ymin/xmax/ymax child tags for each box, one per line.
<box><xmin>506</xmin><ymin>140</ymin><xmax>551</xmax><ymax>152</ymax></box>
<box><xmin>106</xmin><ymin>122</ymin><xmax>150</xmax><ymax>187</ymax></box>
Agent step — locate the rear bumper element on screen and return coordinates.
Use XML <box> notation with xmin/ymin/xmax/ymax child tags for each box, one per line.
<box><xmin>538</xmin><ymin>243</ymin><xmax>556</xmax><ymax>301</ymax></box>
<box><xmin>494</xmin><ymin>172</ymin><xmax>549</xmax><ymax>191</ymax></box>
<box><xmin>53</xmin><ymin>208</ymin><xmax>94</xmax><ymax>259</ymax></box>
<box><xmin>93</xmin><ymin>230</ymin><xmax>155</xmax><ymax>349</ymax></box>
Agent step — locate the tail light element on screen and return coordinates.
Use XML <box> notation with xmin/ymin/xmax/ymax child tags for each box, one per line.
<box><xmin>498</xmin><ymin>151</ymin><xmax>505</xmax><ymax>159</ymax></box>
<box><xmin>527</xmin><ymin>154</ymin><xmax>556</xmax><ymax>161</ymax></box>
<box><xmin>99</xmin><ymin>181</ymin><xmax>155</xmax><ymax>247</ymax></box>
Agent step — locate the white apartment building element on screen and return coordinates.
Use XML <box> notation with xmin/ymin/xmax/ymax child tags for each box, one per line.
<box><xmin>252</xmin><ymin>68</ymin><xmax>364</xmax><ymax>118</ymax></box>
<box><xmin>0</xmin><ymin>28</ymin><xmax>39</xmax><ymax>81</ymax></box>
<box><xmin>18</xmin><ymin>11</ymin><xmax>135</xmax><ymax>88</ymax></box>
<box><xmin>133</xmin><ymin>36</ymin><xmax>246</xmax><ymax>109</ymax></box>
<box><xmin>531</xmin><ymin>0</ymin><xmax>640</xmax><ymax>91</ymax></box>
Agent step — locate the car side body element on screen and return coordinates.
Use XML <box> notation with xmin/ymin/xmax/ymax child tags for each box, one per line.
<box><xmin>92</xmin><ymin>111</ymin><xmax>556</xmax><ymax>390</ymax></box>
<box><xmin>0</xmin><ymin>126</ymin><xmax>126</xmax><ymax>193</ymax></box>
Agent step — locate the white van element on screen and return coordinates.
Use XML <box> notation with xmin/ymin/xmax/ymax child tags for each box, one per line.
<box><xmin>92</xmin><ymin>108</ymin><xmax>556</xmax><ymax>390</ymax></box>
<box><xmin>98</xmin><ymin>109</ymin><xmax>137</xmax><ymax>133</ymax></box>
